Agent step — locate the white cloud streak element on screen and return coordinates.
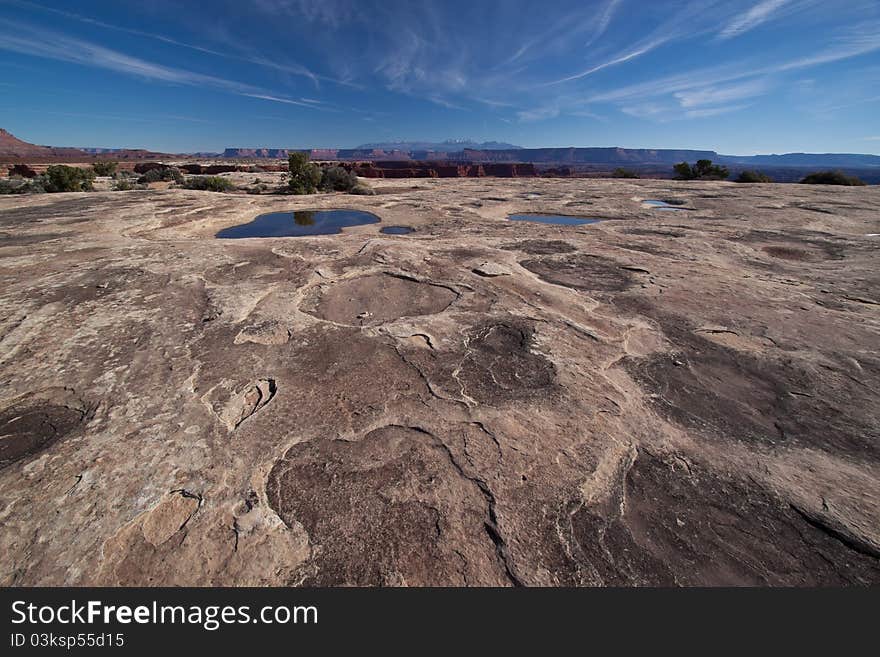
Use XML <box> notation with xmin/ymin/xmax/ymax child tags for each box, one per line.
<box><xmin>0</xmin><ymin>19</ymin><xmax>331</xmax><ymax>109</ymax></box>
<box><xmin>718</xmin><ymin>0</ymin><xmax>791</xmax><ymax>40</ymax></box>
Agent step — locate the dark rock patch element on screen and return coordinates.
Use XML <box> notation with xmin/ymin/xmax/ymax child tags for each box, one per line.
<box><xmin>458</xmin><ymin>322</ymin><xmax>555</xmax><ymax>403</ymax></box>
<box><xmin>620</xmin><ymin>228</ymin><xmax>686</xmax><ymax>238</ymax></box>
<box><xmin>0</xmin><ymin>231</ymin><xmax>66</xmax><ymax>247</ymax></box>
<box><xmin>762</xmin><ymin>245</ymin><xmax>816</xmax><ymax>261</ymax></box>
<box><xmin>734</xmin><ymin>229</ymin><xmax>847</xmax><ymax>260</ymax></box>
<box><xmin>0</xmin><ymin>401</ymin><xmax>92</xmax><ymax>468</ymax></box>
<box><xmin>266</xmin><ymin>425</ymin><xmax>508</xmax><ymax>585</ymax></box>
<box><xmin>521</xmin><ymin>254</ymin><xmax>634</xmax><ymax>292</ymax></box>
<box><xmin>564</xmin><ymin>449</ymin><xmax>880</xmax><ymax>585</ymax></box>
<box><xmin>618</xmin><ymin>299</ymin><xmax>880</xmax><ymax>462</ymax></box>
<box><xmin>501</xmin><ymin>239</ymin><xmax>576</xmax><ymax>255</ymax></box>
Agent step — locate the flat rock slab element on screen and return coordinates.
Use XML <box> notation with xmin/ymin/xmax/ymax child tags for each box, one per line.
<box><xmin>0</xmin><ymin>178</ymin><xmax>878</xmax><ymax>586</ymax></box>
<box><xmin>302</xmin><ymin>272</ymin><xmax>458</xmax><ymax>326</ymax></box>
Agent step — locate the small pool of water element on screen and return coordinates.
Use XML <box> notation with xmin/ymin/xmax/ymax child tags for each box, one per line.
<box><xmin>380</xmin><ymin>226</ymin><xmax>415</xmax><ymax>235</ymax></box>
<box><xmin>508</xmin><ymin>214</ymin><xmax>601</xmax><ymax>226</ymax></box>
<box><xmin>643</xmin><ymin>199</ymin><xmax>689</xmax><ymax>211</ymax></box>
<box><xmin>216</xmin><ymin>209</ymin><xmax>380</xmax><ymax>238</ymax></box>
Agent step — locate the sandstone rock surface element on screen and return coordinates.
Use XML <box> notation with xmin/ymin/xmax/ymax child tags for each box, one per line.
<box><xmin>0</xmin><ymin>178</ymin><xmax>878</xmax><ymax>585</ymax></box>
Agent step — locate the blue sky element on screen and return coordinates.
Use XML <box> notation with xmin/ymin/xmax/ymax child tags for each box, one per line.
<box><xmin>1</xmin><ymin>0</ymin><xmax>878</xmax><ymax>153</ymax></box>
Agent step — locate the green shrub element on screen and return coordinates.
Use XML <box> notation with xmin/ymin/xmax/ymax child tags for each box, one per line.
<box><xmin>612</xmin><ymin>167</ymin><xmax>640</xmax><ymax>179</ymax></box>
<box><xmin>735</xmin><ymin>170</ymin><xmax>773</xmax><ymax>183</ymax></box>
<box><xmin>44</xmin><ymin>165</ymin><xmax>95</xmax><ymax>192</ymax></box>
<box><xmin>183</xmin><ymin>176</ymin><xmax>235</xmax><ymax>192</ymax></box>
<box><xmin>112</xmin><ymin>178</ymin><xmax>147</xmax><ymax>191</ymax></box>
<box><xmin>319</xmin><ymin>165</ymin><xmax>359</xmax><ymax>192</ymax></box>
<box><xmin>674</xmin><ymin>159</ymin><xmax>729</xmax><ymax>180</ymax></box>
<box><xmin>28</xmin><ymin>177</ymin><xmax>48</xmax><ymax>194</ymax></box>
<box><xmin>0</xmin><ymin>178</ymin><xmax>30</xmax><ymax>194</ymax></box>
<box><xmin>138</xmin><ymin>166</ymin><xmax>184</xmax><ymax>184</ymax></box>
<box><xmin>799</xmin><ymin>170</ymin><xmax>866</xmax><ymax>186</ymax></box>
<box><xmin>288</xmin><ymin>152</ymin><xmax>321</xmax><ymax>194</ymax></box>
<box><xmin>350</xmin><ymin>183</ymin><xmax>376</xmax><ymax>196</ymax></box>
<box><xmin>92</xmin><ymin>160</ymin><xmax>118</xmax><ymax>176</ymax></box>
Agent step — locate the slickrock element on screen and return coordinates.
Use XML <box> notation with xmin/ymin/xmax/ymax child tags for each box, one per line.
<box><xmin>0</xmin><ymin>177</ymin><xmax>878</xmax><ymax>585</ymax></box>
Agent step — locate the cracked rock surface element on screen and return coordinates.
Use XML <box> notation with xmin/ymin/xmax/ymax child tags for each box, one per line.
<box><xmin>0</xmin><ymin>178</ymin><xmax>878</xmax><ymax>585</ymax></box>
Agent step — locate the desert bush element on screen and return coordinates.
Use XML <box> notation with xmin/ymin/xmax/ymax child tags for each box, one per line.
<box><xmin>183</xmin><ymin>176</ymin><xmax>235</xmax><ymax>192</ymax></box>
<box><xmin>138</xmin><ymin>166</ymin><xmax>184</xmax><ymax>184</ymax></box>
<box><xmin>288</xmin><ymin>152</ymin><xmax>321</xmax><ymax>194</ymax></box>
<box><xmin>350</xmin><ymin>183</ymin><xmax>376</xmax><ymax>196</ymax></box>
<box><xmin>612</xmin><ymin>167</ymin><xmax>640</xmax><ymax>179</ymax></box>
<box><xmin>0</xmin><ymin>178</ymin><xmax>30</xmax><ymax>194</ymax></box>
<box><xmin>112</xmin><ymin>178</ymin><xmax>147</xmax><ymax>191</ymax></box>
<box><xmin>44</xmin><ymin>165</ymin><xmax>95</xmax><ymax>192</ymax></box>
<box><xmin>735</xmin><ymin>170</ymin><xmax>773</xmax><ymax>183</ymax></box>
<box><xmin>92</xmin><ymin>160</ymin><xmax>118</xmax><ymax>176</ymax></box>
<box><xmin>799</xmin><ymin>170</ymin><xmax>866</xmax><ymax>186</ymax></box>
<box><xmin>319</xmin><ymin>165</ymin><xmax>359</xmax><ymax>192</ymax></box>
<box><xmin>674</xmin><ymin>159</ymin><xmax>729</xmax><ymax>180</ymax></box>
<box><xmin>246</xmin><ymin>183</ymin><xmax>270</xmax><ymax>195</ymax></box>
<box><xmin>27</xmin><ymin>177</ymin><xmax>48</xmax><ymax>194</ymax></box>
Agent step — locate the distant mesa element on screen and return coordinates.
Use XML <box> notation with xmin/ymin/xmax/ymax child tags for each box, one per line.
<box><xmin>1</xmin><ymin>128</ymin><xmax>879</xmax><ymax>182</ymax></box>
<box><xmin>0</xmin><ymin>128</ymin><xmax>174</xmax><ymax>162</ymax></box>
<box><xmin>0</xmin><ymin>128</ymin><xmax>91</xmax><ymax>159</ymax></box>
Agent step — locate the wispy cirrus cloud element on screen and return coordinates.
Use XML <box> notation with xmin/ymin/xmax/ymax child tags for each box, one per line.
<box><xmin>541</xmin><ymin>39</ymin><xmax>666</xmax><ymax>86</ymax></box>
<box><xmin>674</xmin><ymin>79</ymin><xmax>768</xmax><ymax>108</ymax></box>
<box><xmin>684</xmin><ymin>103</ymin><xmax>753</xmax><ymax>118</ymax></box>
<box><xmin>6</xmin><ymin>0</ymin><xmax>342</xmax><ymax>88</ymax></box>
<box><xmin>517</xmin><ymin>106</ymin><xmax>561</xmax><ymax>122</ymax></box>
<box><xmin>588</xmin><ymin>20</ymin><xmax>880</xmax><ymax>107</ymax></box>
<box><xmin>0</xmin><ymin>19</ymin><xmax>330</xmax><ymax>109</ymax></box>
<box><xmin>717</xmin><ymin>0</ymin><xmax>792</xmax><ymax>40</ymax></box>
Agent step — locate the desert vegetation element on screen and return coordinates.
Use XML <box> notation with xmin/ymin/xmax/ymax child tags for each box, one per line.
<box><xmin>800</xmin><ymin>170</ymin><xmax>866</xmax><ymax>186</ymax></box>
<box><xmin>674</xmin><ymin>159</ymin><xmax>729</xmax><ymax>180</ymax></box>
<box><xmin>612</xmin><ymin>167</ymin><xmax>640</xmax><ymax>179</ymax></box>
<box><xmin>43</xmin><ymin>165</ymin><xmax>96</xmax><ymax>192</ymax></box>
<box><xmin>91</xmin><ymin>160</ymin><xmax>118</xmax><ymax>176</ymax></box>
<box><xmin>735</xmin><ymin>170</ymin><xmax>773</xmax><ymax>183</ymax></box>
<box><xmin>288</xmin><ymin>153</ymin><xmax>368</xmax><ymax>194</ymax></box>
<box><xmin>288</xmin><ymin>152</ymin><xmax>322</xmax><ymax>194</ymax></box>
<box><xmin>319</xmin><ymin>165</ymin><xmax>359</xmax><ymax>191</ymax></box>
<box><xmin>183</xmin><ymin>176</ymin><xmax>235</xmax><ymax>192</ymax></box>
<box><xmin>138</xmin><ymin>166</ymin><xmax>185</xmax><ymax>184</ymax></box>
<box><xmin>0</xmin><ymin>165</ymin><xmax>96</xmax><ymax>193</ymax></box>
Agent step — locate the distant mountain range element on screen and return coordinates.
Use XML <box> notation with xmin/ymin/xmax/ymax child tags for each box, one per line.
<box><xmin>356</xmin><ymin>139</ymin><xmax>523</xmax><ymax>152</ymax></box>
<box><xmin>446</xmin><ymin>147</ymin><xmax>880</xmax><ymax>168</ymax></box>
<box><xmin>2</xmin><ymin>128</ymin><xmax>879</xmax><ymax>170</ymax></box>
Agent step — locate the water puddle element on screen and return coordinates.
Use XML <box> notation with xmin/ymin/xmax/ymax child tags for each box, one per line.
<box><xmin>508</xmin><ymin>214</ymin><xmax>601</xmax><ymax>226</ymax></box>
<box><xmin>380</xmin><ymin>226</ymin><xmax>415</xmax><ymax>235</ymax></box>
<box><xmin>217</xmin><ymin>209</ymin><xmax>380</xmax><ymax>238</ymax></box>
<box><xmin>643</xmin><ymin>199</ymin><xmax>690</xmax><ymax>211</ymax></box>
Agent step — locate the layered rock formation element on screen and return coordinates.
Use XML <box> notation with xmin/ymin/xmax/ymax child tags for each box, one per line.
<box><xmin>345</xmin><ymin>161</ymin><xmax>537</xmax><ymax>178</ymax></box>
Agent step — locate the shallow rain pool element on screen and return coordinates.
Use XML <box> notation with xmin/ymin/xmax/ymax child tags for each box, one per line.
<box><xmin>643</xmin><ymin>199</ymin><xmax>690</xmax><ymax>211</ymax></box>
<box><xmin>380</xmin><ymin>226</ymin><xmax>415</xmax><ymax>235</ymax></box>
<box><xmin>216</xmin><ymin>209</ymin><xmax>380</xmax><ymax>238</ymax></box>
